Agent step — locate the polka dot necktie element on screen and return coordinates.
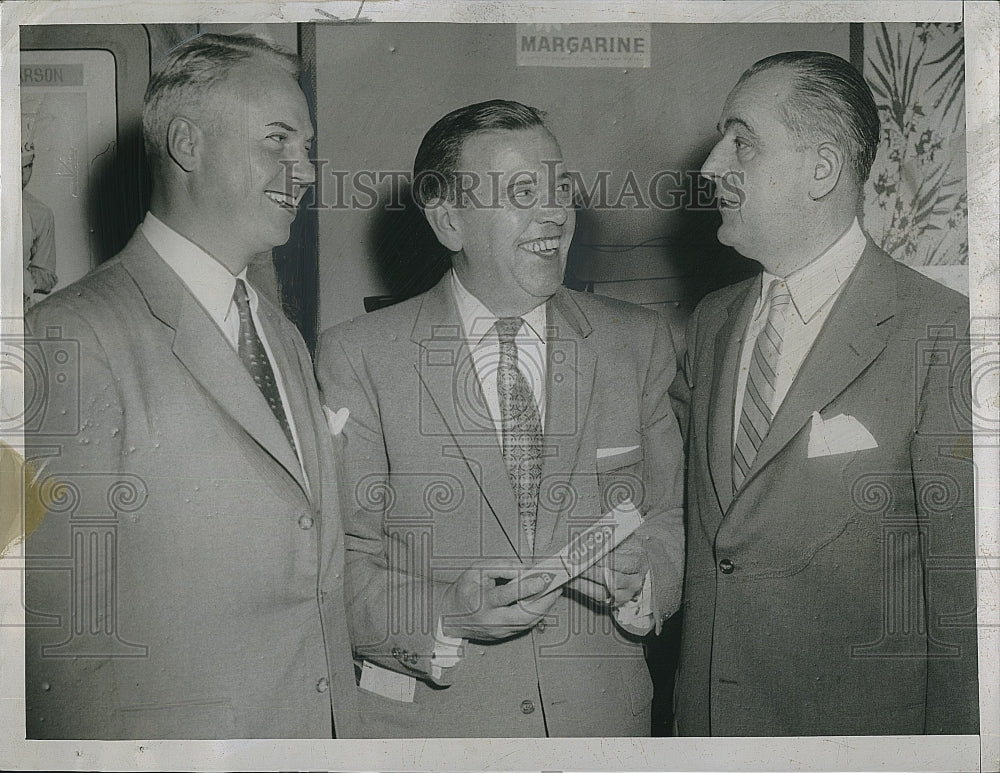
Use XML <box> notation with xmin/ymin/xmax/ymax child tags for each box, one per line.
<box><xmin>495</xmin><ymin>317</ymin><xmax>543</xmax><ymax>550</ymax></box>
<box><xmin>233</xmin><ymin>278</ymin><xmax>295</xmax><ymax>451</ymax></box>
<box><xmin>733</xmin><ymin>279</ymin><xmax>792</xmax><ymax>491</ymax></box>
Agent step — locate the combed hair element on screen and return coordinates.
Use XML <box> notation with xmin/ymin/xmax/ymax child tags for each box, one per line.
<box><xmin>412</xmin><ymin>99</ymin><xmax>547</xmax><ymax>207</ymax></box>
<box><xmin>142</xmin><ymin>33</ymin><xmax>301</xmax><ymax>162</ymax></box>
<box><xmin>740</xmin><ymin>51</ymin><xmax>881</xmax><ymax>185</ymax></box>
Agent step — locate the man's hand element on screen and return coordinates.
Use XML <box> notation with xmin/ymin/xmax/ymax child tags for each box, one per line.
<box><xmin>600</xmin><ymin>533</ymin><xmax>650</xmax><ymax>606</ymax></box>
<box><xmin>439</xmin><ymin>560</ymin><xmax>561</xmax><ymax>641</ymax></box>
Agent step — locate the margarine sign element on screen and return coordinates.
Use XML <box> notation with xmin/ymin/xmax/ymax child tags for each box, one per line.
<box><xmin>517</xmin><ymin>23</ymin><xmax>651</xmax><ymax>68</ymax></box>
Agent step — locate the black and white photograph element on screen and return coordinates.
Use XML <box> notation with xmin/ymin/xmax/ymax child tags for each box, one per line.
<box><xmin>0</xmin><ymin>1</ymin><xmax>996</xmax><ymax>771</ymax></box>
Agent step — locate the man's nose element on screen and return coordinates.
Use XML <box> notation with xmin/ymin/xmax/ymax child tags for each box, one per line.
<box><xmin>700</xmin><ymin>139</ymin><xmax>727</xmax><ymax>181</ymax></box>
<box><xmin>536</xmin><ymin>191</ymin><xmax>570</xmax><ymax>225</ymax></box>
<box><xmin>287</xmin><ymin>144</ymin><xmax>316</xmax><ymax>186</ymax></box>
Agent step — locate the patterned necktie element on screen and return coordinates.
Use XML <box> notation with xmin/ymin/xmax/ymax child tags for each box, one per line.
<box><xmin>496</xmin><ymin>317</ymin><xmax>543</xmax><ymax>549</ymax></box>
<box><xmin>733</xmin><ymin>279</ymin><xmax>792</xmax><ymax>491</ymax></box>
<box><xmin>233</xmin><ymin>278</ymin><xmax>295</xmax><ymax>451</ymax></box>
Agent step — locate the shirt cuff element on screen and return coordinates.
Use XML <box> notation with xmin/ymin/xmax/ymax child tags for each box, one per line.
<box><xmin>606</xmin><ymin>568</ymin><xmax>655</xmax><ymax>635</ymax></box>
<box><xmin>430</xmin><ymin>618</ymin><xmax>465</xmax><ymax>680</ymax></box>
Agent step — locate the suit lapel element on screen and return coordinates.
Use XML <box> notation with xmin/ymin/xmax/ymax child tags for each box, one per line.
<box><xmin>255</xmin><ymin>297</ymin><xmax>321</xmax><ymax>505</ymax></box>
<box><xmin>120</xmin><ymin>235</ymin><xmax>309</xmax><ymax>500</ymax></box>
<box><xmin>706</xmin><ymin>278</ymin><xmax>760</xmax><ymax>515</ymax></box>
<box><xmin>533</xmin><ymin>289</ymin><xmax>596</xmax><ymax>553</ymax></box>
<box><xmin>737</xmin><ymin>243</ymin><xmax>896</xmax><ymax>493</ymax></box>
<box><xmin>410</xmin><ymin>280</ymin><xmax>525</xmax><ymax>560</ymax></box>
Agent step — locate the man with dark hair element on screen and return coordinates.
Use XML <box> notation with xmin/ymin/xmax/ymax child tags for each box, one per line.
<box><xmin>24</xmin><ymin>33</ymin><xmax>361</xmax><ymax>738</ymax></box>
<box><xmin>316</xmin><ymin>99</ymin><xmax>685</xmax><ymax>737</ymax></box>
<box><xmin>671</xmin><ymin>50</ymin><xmax>978</xmax><ymax>735</ymax></box>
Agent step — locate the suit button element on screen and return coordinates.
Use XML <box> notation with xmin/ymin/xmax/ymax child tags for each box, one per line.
<box><xmin>316</xmin><ymin>677</ymin><xmax>329</xmax><ymax>693</ymax></box>
<box><xmin>391</xmin><ymin>647</ymin><xmax>401</xmax><ymax>658</ymax></box>
<box><xmin>520</xmin><ymin>699</ymin><xmax>535</xmax><ymax>714</ymax></box>
<box><xmin>298</xmin><ymin>515</ymin><xmax>314</xmax><ymax>530</ymax></box>
<box><xmin>719</xmin><ymin>559</ymin><xmax>734</xmax><ymax>574</ymax></box>
<box><xmin>536</xmin><ymin>620</ymin><xmax>546</xmax><ymax>634</ymax></box>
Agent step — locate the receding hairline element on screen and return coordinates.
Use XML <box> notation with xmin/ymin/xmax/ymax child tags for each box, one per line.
<box><xmin>730</xmin><ymin>64</ymin><xmax>824</xmax><ymax>142</ymax></box>
<box><xmin>145</xmin><ymin>51</ymin><xmax>308</xmax><ymax>151</ymax></box>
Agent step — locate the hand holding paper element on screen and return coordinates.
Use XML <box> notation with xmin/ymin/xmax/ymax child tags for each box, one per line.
<box><xmin>600</xmin><ymin>533</ymin><xmax>651</xmax><ymax>606</ymax></box>
<box><xmin>519</xmin><ymin>499</ymin><xmax>644</xmax><ymax>599</ymax></box>
<box><xmin>439</xmin><ymin>559</ymin><xmax>561</xmax><ymax>641</ymax></box>
<box><xmin>439</xmin><ymin>500</ymin><xmax>643</xmax><ymax>640</ymax></box>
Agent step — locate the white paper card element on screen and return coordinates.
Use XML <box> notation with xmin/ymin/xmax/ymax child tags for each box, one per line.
<box><xmin>359</xmin><ymin>660</ymin><xmax>416</xmax><ymax>703</ymax></box>
<box><xmin>519</xmin><ymin>499</ymin><xmax>643</xmax><ymax>596</ymax></box>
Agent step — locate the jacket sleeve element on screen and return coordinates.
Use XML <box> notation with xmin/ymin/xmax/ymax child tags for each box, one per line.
<box><xmin>911</xmin><ymin>314</ymin><xmax>979</xmax><ymax>734</ymax></box>
<box><xmin>23</xmin><ymin>302</ymin><xmax>130</xmax><ymax>737</ymax></box>
<box><xmin>633</xmin><ymin>311</ymin><xmax>687</xmax><ymax>631</ymax></box>
<box><xmin>668</xmin><ymin>301</ymin><xmax>701</xmax><ymax>451</ymax></box>
<box><xmin>315</xmin><ymin>329</ymin><xmax>456</xmax><ymax>686</ymax></box>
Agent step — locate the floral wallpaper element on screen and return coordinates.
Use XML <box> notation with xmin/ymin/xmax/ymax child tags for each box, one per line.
<box><xmin>862</xmin><ymin>22</ymin><xmax>967</xmax><ymax>267</ymax></box>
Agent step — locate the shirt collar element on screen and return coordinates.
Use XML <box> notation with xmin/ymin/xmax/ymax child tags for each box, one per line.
<box><xmin>141</xmin><ymin>212</ymin><xmax>254</xmax><ymax>326</ymax></box>
<box><xmin>763</xmin><ymin>218</ymin><xmax>866</xmax><ymax>324</ymax></box>
<box><xmin>449</xmin><ymin>269</ymin><xmax>547</xmax><ymax>347</ymax></box>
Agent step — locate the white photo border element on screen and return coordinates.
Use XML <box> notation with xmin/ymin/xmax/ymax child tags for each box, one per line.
<box><xmin>1</xmin><ymin>1</ymin><xmax>996</xmax><ymax>771</ymax></box>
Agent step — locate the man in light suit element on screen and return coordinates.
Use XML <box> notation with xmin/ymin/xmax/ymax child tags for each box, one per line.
<box><xmin>316</xmin><ymin>100</ymin><xmax>685</xmax><ymax>737</ymax></box>
<box><xmin>670</xmin><ymin>51</ymin><xmax>978</xmax><ymax>735</ymax></box>
<box><xmin>23</xmin><ymin>34</ymin><xmax>360</xmax><ymax>738</ymax></box>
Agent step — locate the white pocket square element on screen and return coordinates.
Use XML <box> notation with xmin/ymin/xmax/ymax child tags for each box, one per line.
<box><xmin>596</xmin><ymin>445</ymin><xmax>640</xmax><ymax>459</ymax></box>
<box><xmin>322</xmin><ymin>406</ymin><xmax>350</xmax><ymax>437</ymax></box>
<box><xmin>807</xmin><ymin>412</ymin><xmax>878</xmax><ymax>458</ymax></box>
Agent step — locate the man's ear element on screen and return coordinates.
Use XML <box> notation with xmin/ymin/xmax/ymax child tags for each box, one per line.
<box><xmin>809</xmin><ymin>141</ymin><xmax>844</xmax><ymax>200</ymax></box>
<box><xmin>423</xmin><ymin>199</ymin><xmax>463</xmax><ymax>253</ymax></box>
<box><xmin>166</xmin><ymin>116</ymin><xmax>201</xmax><ymax>173</ymax></box>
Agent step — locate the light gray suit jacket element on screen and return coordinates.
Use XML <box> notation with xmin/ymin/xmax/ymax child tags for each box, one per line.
<box><xmin>670</xmin><ymin>242</ymin><xmax>979</xmax><ymax>735</ymax></box>
<box><xmin>24</xmin><ymin>231</ymin><xmax>361</xmax><ymax>739</ymax></box>
<box><xmin>316</xmin><ymin>277</ymin><xmax>685</xmax><ymax>737</ymax></box>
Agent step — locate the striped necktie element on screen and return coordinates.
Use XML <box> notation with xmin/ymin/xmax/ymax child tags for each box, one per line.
<box><xmin>733</xmin><ymin>279</ymin><xmax>791</xmax><ymax>491</ymax></box>
<box><xmin>233</xmin><ymin>278</ymin><xmax>295</xmax><ymax>451</ymax></box>
<box><xmin>496</xmin><ymin>317</ymin><xmax>543</xmax><ymax>550</ymax></box>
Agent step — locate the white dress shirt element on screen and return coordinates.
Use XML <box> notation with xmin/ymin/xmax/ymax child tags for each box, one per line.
<box><xmin>452</xmin><ymin>270</ymin><xmax>652</xmax><ymax>639</ymax></box>
<box><xmin>450</xmin><ymin>269</ymin><xmax>548</xmax><ymax>436</ymax></box>
<box><xmin>140</xmin><ymin>213</ymin><xmax>308</xmax><ymax>490</ymax></box>
<box><xmin>734</xmin><ymin>218</ymin><xmax>867</xmax><ymax>444</ymax></box>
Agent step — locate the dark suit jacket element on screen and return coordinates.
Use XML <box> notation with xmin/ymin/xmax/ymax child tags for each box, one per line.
<box><xmin>669</xmin><ymin>242</ymin><xmax>979</xmax><ymax>735</ymax></box>
<box><xmin>315</xmin><ymin>277</ymin><xmax>686</xmax><ymax>737</ymax></box>
<box><xmin>23</xmin><ymin>231</ymin><xmax>361</xmax><ymax>739</ymax></box>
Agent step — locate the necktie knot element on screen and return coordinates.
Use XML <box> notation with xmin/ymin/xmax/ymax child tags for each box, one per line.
<box><xmin>233</xmin><ymin>277</ymin><xmax>252</xmax><ymax>315</ymax></box>
<box><xmin>767</xmin><ymin>279</ymin><xmax>792</xmax><ymax>313</ymax></box>
<box><xmin>495</xmin><ymin>317</ymin><xmax>523</xmax><ymax>345</ymax></box>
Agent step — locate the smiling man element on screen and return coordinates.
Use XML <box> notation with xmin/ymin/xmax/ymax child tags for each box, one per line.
<box><xmin>315</xmin><ymin>100</ymin><xmax>685</xmax><ymax>737</ymax></box>
<box><xmin>24</xmin><ymin>34</ymin><xmax>361</xmax><ymax>739</ymax></box>
<box><xmin>670</xmin><ymin>51</ymin><xmax>978</xmax><ymax>735</ymax></box>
